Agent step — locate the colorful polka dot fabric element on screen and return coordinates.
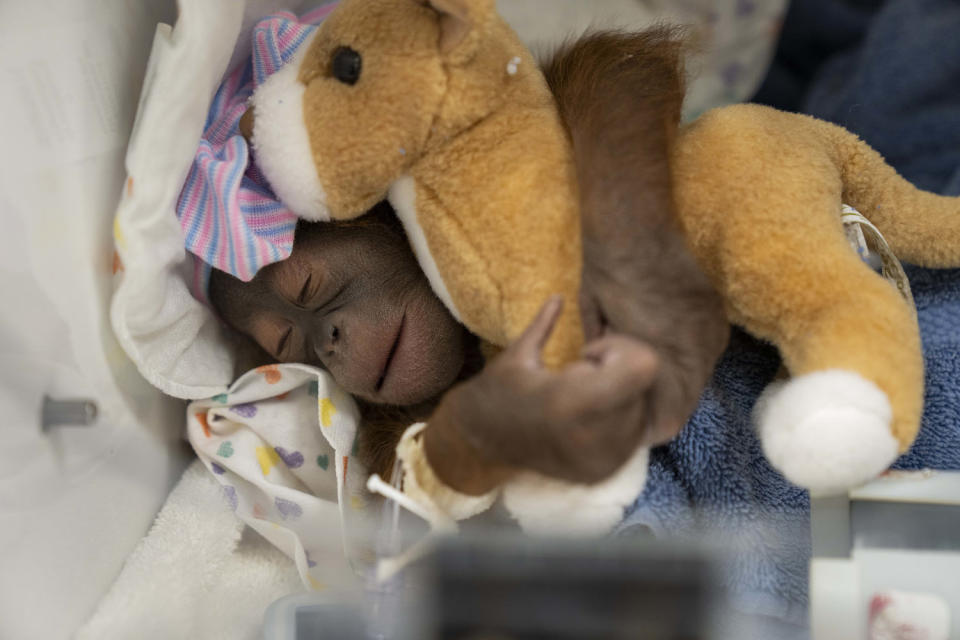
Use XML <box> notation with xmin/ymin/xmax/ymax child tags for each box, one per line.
<box><xmin>186</xmin><ymin>363</ymin><xmax>376</xmax><ymax>591</ymax></box>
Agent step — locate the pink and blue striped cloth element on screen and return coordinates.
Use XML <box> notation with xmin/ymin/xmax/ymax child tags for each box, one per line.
<box><xmin>177</xmin><ymin>5</ymin><xmax>338</xmax><ymax>288</ymax></box>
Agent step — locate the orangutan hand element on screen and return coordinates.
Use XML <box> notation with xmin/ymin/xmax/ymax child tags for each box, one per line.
<box><xmin>424</xmin><ymin>296</ymin><xmax>659</xmax><ymax>495</ymax></box>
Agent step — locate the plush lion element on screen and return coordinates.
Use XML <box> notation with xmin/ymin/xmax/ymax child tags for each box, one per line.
<box><xmin>247</xmin><ymin>0</ymin><xmax>960</xmax><ymax>532</ymax></box>
<box><xmin>247</xmin><ymin>0</ymin><xmax>583</xmax><ymax>369</ymax></box>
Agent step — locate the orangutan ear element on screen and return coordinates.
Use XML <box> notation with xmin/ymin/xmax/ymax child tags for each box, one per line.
<box><xmin>422</xmin><ymin>0</ymin><xmax>493</xmax><ymax>62</ymax></box>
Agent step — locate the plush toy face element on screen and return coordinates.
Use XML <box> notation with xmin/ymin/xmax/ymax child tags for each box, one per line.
<box><xmin>250</xmin><ymin>0</ymin><xmax>494</xmax><ymax>221</ymax></box>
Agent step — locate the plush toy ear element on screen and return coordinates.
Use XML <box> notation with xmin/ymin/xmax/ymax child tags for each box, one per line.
<box><xmin>421</xmin><ymin>0</ymin><xmax>493</xmax><ymax>62</ymax></box>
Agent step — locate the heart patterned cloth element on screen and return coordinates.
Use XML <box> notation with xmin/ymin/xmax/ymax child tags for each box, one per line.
<box><xmin>186</xmin><ymin>363</ymin><xmax>376</xmax><ymax>591</ymax></box>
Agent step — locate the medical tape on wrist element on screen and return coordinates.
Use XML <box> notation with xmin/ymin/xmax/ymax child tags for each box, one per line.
<box><xmin>366</xmin><ymin>422</ymin><xmax>498</xmax><ymax>582</ymax></box>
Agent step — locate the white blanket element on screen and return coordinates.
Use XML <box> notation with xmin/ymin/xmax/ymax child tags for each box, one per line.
<box><xmin>76</xmin><ymin>461</ymin><xmax>303</xmax><ymax>640</ymax></box>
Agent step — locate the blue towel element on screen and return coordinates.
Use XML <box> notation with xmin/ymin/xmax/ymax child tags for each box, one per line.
<box><xmin>618</xmin><ymin>0</ymin><xmax>960</xmax><ymax>632</ymax></box>
<box><xmin>618</xmin><ymin>276</ymin><xmax>960</xmax><ymax>628</ymax></box>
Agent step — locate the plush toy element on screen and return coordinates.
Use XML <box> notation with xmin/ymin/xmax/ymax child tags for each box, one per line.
<box><xmin>247</xmin><ymin>0</ymin><xmax>960</xmax><ymax>532</ymax></box>
<box><xmin>247</xmin><ymin>0</ymin><xmax>583</xmax><ymax>368</ymax></box>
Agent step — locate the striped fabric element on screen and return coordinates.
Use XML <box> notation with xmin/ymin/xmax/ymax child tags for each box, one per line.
<box><xmin>177</xmin><ymin>5</ymin><xmax>338</xmax><ymax>285</ymax></box>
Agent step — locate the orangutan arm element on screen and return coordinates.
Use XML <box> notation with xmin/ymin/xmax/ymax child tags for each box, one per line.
<box><xmin>543</xmin><ymin>29</ymin><xmax>729</xmax><ymax>445</ymax></box>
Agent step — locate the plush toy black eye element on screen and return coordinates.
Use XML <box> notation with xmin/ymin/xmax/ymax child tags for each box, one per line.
<box><xmin>331</xmin><ymin>47</ymin><xmax>362</xmax><ymax>86</ymax></box>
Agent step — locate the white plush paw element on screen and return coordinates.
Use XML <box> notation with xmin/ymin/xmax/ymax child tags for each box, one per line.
<box><xmin>502</xmin><ymin>447</ymin><xmax>649</xmax><ymax>537</ymax></box>
<box><xmin>756</xmin><ymin>370</ymin><xmax>899</xmax><ymax>496</ymax></box>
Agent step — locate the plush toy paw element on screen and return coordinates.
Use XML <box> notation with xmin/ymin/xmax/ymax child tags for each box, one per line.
<box><xmin>502</xmin><ymin>447</ymin><xmax>649</xmax><ymax>537</ymax></box>
<box><xmin>755</xmin><ymin>370</ymin><xmax>899</xmax><ymax>496</ymax></box>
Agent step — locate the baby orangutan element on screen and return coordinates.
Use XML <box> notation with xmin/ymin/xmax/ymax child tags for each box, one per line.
<box><xmin>210</xmin><ymin>203</ymin><xmax>661</xmax><ymax>492</ymax></box>
<box><xmin>211</xmin><ymin>28</ymin><xmax>728</xmax><ymax>496</ymax></box>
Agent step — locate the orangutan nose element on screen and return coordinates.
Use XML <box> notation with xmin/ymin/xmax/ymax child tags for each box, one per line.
<box><xmin>315</xmin><ymin>318</ymin><xmax>341</xmax><ymax>360</ymax></box>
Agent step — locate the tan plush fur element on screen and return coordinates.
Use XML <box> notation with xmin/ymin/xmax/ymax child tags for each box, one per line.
<box><xmin>252</xmin><ymin>0</ymin><xmax>960</xmax><ymax>484</ymax></box>
<box><xmin>291</xmin><ymin>0</ymin><xmax>583</xmax><ymax>366</ymax></box>
<box><xmin>674</xmin><ymin>105</ymin><xmax>960</xmax><ymax>450</ymax></box>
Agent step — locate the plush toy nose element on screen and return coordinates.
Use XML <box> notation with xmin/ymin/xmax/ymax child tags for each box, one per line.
<box><xmin>239</xmin><ymin>106</ymin><xmax>255</xmax><ymax>142</ymax></box>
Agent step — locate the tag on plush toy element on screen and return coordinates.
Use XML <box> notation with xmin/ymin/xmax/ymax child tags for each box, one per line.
<box><xmin>842</xmin><ymin>204</ymin><xmax>916</xmax><ymax>313</ymax></box>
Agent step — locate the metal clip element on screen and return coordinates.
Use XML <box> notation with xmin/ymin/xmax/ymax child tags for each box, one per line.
<box><xmin>41</xmin><ymin>396</ymin><xmax>98</xmax><ymax>431</ymax></box>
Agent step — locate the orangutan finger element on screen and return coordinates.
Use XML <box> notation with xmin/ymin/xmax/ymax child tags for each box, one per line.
<box><xmin>512</xmin><ymin>294</ymin><xmax>564</xmax><ymax>366</ymax></box>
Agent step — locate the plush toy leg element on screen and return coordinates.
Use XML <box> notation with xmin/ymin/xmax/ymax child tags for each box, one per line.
<box><xmin>755</xmin><ymin>372</ymin><xmax>898</xmax><ymax>495</ymax></box>
<box><xmin>673</xmin><ymin>105</ymin><xmax>932</xmax><ymax>494</ymax></box>
<box><xmin>710</xmin><ymin>208</ymin><xmax>922</xmax><ymax>495</ymax></box>
<box><xmin>732</xmin><ymin>230</ymin><xmax>922</xmax><ymax>493</ymax></box>
<box><xmin>502</xmin><ymin>446</ymin><xmax>649</xmax><ymax>536</ymax></box>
